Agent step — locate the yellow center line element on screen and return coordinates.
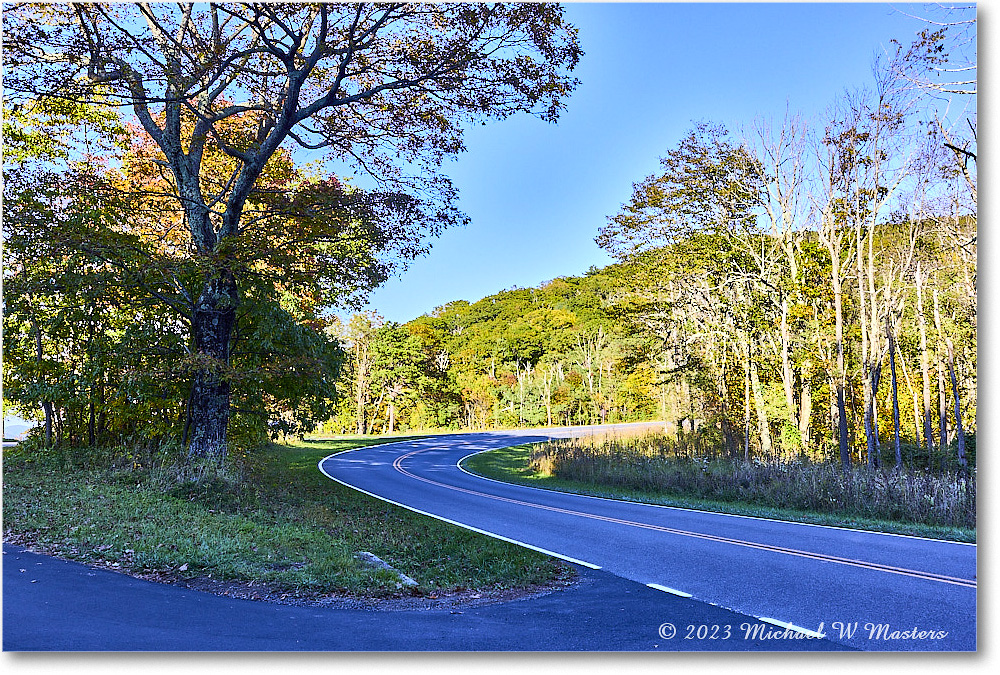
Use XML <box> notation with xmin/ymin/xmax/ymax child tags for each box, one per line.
<box><xmin>392</xmin><ymin>448</ymin><xmax>977</xmax><ymax>589</ymax></box>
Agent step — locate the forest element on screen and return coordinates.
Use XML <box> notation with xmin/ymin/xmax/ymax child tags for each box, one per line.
<box><xmin>318</xmin><ymin>28</ymin><xmax>978</xmax><ymax>474</ymax></box>
<box><xmin>2</xmin><ymin>4</ymin><xmax>975</xmax><ymax>475</ymax></box>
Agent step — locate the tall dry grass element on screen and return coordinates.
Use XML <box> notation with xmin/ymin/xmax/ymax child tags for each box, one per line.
<box><xmin>531</xmin><ymin>431</ymin><xmax>975</xmax><ymax>529</ymax></box>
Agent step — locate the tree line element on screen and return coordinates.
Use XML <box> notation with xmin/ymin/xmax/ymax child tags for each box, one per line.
<box><xmin>325</xmin><ymin>10</ymin><xmax>977</xmax><ymax>472</ymax></box>
<box><xmin>3</xmin><ymin>4</ymin><xmax>974</xmax><ymax>474</ymax></box>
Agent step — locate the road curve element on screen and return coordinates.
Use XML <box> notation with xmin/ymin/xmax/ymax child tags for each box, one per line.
<box><xmin>319</xmin><ymin>423</ymin><xmax>977</xmax><ymax>651</ymax></box>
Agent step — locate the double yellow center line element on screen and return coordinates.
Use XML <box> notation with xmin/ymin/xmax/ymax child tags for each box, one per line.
<box><xmin>392</xmin><ymin>448</ymin><xmax>977</xmax><ymax>590</ymax></box>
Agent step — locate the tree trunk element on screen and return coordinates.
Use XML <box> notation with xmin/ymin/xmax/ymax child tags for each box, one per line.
<box><xmin>367</xmin><ymin>392</ymin><xmax>386</xmax><ymax>435</ymax></box>
<box><xmin>31</xmin><ymin>318</ymin><xmax>54</xmax><ymax>448</ymax></box>
<box><xmin>916</xmin><ymin>264</ymin><xmax>934</xmax><ymax>454</ymax></box>
<box><xmin>749</xmin><ymin>356</ymin><xmax>772</xmax><ymax>456</ymax></box>
<box><xmin>43</xmin><ymin>400</ymin><xmax>54</xmax><ymax>447</ymax></box>
<box><xmin>832</xmin><ymin>265</ymin><xmax>851</xmax><ymax>468</ymax></box>
<box><xmin>187</xmin><ymin>271</ymin><xmax>238</xmax><ymax>461</ymax></box>
<box><xmin>779</xmin><ymin>297</ymin><xmax>798</xmax><ymax>434</ymax></box>
<box><xmin>744</xmin><ymin>358</ymin><xmax>752</xmax><ymax>461</ymax></box>
<box><xmin>356</xmin><ymin>392</ymin><xmax>366</xmax><ymax>436</ymax></box>
<box><xmin>660</xmin><ymin>351</ymin><xmax>669</xmax><ymax>434</ymax></box>
<box><xmin>945</xmin><ymin>337</ymin><xmax>967</xmax><ymax>469</ymax></box>
<box><xmin>937</xmin><ymin>359</ymin><xmax>948</xmax><ymax>461</ymax></box>
<box><xmin>798</xmin><ymin>361</ymin><xmax>812</xmax><ymax>450</ymax></box>
<box><xmin>856</xmin><ymin>214</ymin><xmax>886</xmax><ymax>470</ymax></box>
<box><xmin>887</xmin><ymin>320</ymin><xmax>902</xmax><ymax>469</ymax></box>
<box><xmin>828</xmin><ymin>376</ymin><xmax>838</xmax><ymax>446</ymax></box>
<box><xmin>719</xmin><ymin>366</ymin><xmax>738</xmax><ymax>458</ymax></box>
<box><xmin>864</xmin><ymin>361</ymin><xmax>882</xmax><ymax>469</ymax></box>
<box><xmin>933</xmin><ymin>290</ymin><xmax>948</xmax><ymax>459</ymax></box>
<box><xmin>88</xmin><ymin>399</ymin><xmax>96</xmax><ymax>448</ymax></box>
<box><xmin>681</xmin><ymin>377</ymin><xmax>692</xmax><ymax>438</ymax></box>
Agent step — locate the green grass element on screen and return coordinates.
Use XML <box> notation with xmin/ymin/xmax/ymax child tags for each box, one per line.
<box><xmin>461</xmin><ymin>443</ymin><xmax>976</xmax><ymax>543</ymax></box>
<box><xmin>2</xmin><ymin>437</ymin><xmax>569</xmax><ymax>599</ymax></box>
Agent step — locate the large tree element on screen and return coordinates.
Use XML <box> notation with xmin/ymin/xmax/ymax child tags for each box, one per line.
<box><xmin>5</xmin><ymin>3</ymin><xmax>581</xmax><ymax>460</ymax></box>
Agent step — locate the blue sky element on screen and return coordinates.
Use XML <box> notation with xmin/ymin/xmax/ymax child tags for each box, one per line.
<box><xmin>356</xmin><ymin>2</ymin><xmax>949</xmax><ymax>324</ymax></box>
<box><xmin>4</xmin><ymin>2</ymin><xmax>983</xmax><ymax>433</ymax></box>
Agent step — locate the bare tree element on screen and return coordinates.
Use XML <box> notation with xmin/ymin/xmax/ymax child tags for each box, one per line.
<box><xmin>892</xmin><ymin>5</ymin><xmax>976</xmax><ymax>206</ymax></box>
<box><xmin>814</xmin><ymin>131</ymin><xmax>858</xmax><ymax>469</ymax></box>
<box><xmin>744</xmin><ymin>111</ymin><xmax>811</xmax><ymax>449</ymax></box>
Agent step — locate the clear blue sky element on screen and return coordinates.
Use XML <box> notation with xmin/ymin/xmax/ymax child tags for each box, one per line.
<box><xmin>356</xmin><ymin>2</ymin><xmax>948</xmax><ymax>324</ymax></box>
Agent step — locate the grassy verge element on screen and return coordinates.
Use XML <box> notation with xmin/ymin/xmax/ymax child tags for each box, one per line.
<box><xmin>461</xmin><ymin>444</ymin><xmax>976</xmax><ymax>543</ymax></box>
<box><xmin>3</xmin><ymin>437</ymin><xmax>570</xmax><ymax>601</ymax></box>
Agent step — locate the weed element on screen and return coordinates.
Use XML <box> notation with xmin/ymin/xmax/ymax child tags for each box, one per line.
<box><xmin>528</xmin><ymin>434</ymin><xmax>975</xmax><ymax>529</ymax></box>
<box><xmin>3</xmin><ymin>436</ymin><xmax>566</xmax><ymax>597</ymax></box>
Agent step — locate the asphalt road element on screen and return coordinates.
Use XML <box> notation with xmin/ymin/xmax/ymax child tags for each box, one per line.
<box><xmin>2</xmin><ymin>542</ymin><xmax>852</xmax><ymax>651</ymax></box>
<box><xmin>3</xmin><ymin>423</ymin><xmax>974</xmax><ymax>651</ymax></box>
<box><xmin>318</xmin><ymin>424</ymin><xmax>977</xmax><ymax>651</ymax></box>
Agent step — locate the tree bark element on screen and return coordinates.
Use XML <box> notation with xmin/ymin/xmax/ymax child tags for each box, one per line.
<box><xmin>749</xmin><ymin>356</ymin><xmax>772</xmax><ymax>456</ymax></box>
<box><xmin>945</xmin><ymin>337</ymin><xmax>967</xmax><ymax>469</ymax></box>
<box><xmin>933</xmin><ymin>290</ymin><xmax>948</xmax><ymax>459</ymax></box>
<box><xmin>832</xmin><ymin>257</ymin><xmax>851</xmax><ymax>468</ymax></box>
<box><xmin>779</xmin><ymin>297</ymin><xmax>798</xmax><ymax>434</ymax></box>
<box><xmin>187</xmin><ymin>271</ymin><xmax>238</xmax><ymax>461</ymax></box>
<box><xmin>719</xmin><ymin>364</ymin><xmax>738</xmax><ymax>458</ymax></box>
<box><xmin>30</xmin><ymin>318</ymin><xmax>54</xmax><ymax>448</ymax></box>
<box><xmin>916</xmin><ymin>264</ymin><xmax>934</xmax><ymax>454</ymax></box>
<box><xmin>367</xmin><ymin>391</ymin><xmax>385</xmax><ymax>435</ymax></box>
<box><xmin>888</xmin><ymin>318</ymin><xmax>902</xmax><ymax>469</ymax></box>
<box><xmin>744</xmin><ymin>358</ymin><xmax>752</xmax><ymax>461</ymax></box>
<box><xmin>798</xmin><ymin>361</ymin><xmax>812</xmax><ymax>450</ymax></box>
<box><xmin>855</xmin><ymin>221</ymin><xmax>872</xmax><ymax>463</ymax></box>
<box><xmin>937</xmin><ymin>358</ymin><xmax>948</xmax><ymax>460</ymax></box>
<box><xmin>865</xmin><ymin>360</ymin><xmax>882</xmax><ymax>469</ymax></box>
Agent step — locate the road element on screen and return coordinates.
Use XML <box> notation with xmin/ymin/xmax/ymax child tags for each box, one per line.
<box><xmin>319</xmin><ymin>424</ymin><xmax>977</xmax><ymax>651</ymax></box>
<box><xmin>3</xmin><ymin>541</ymin><xmax>853</xmax><ymax>651</ymax></box>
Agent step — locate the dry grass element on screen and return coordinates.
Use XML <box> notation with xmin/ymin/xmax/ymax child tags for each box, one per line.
<box><xmin>530</xmin><ymin>432</ymin><xmax>976</xmax><ymax>529</ymax></box>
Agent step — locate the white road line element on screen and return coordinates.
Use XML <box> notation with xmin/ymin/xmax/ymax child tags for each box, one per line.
<box><xmin>756</xmin><ymin>616</ymin><xmax>827</xmax><ymax>639</ymax></box>
<box><xmin>317</xmin><ymin>454</ymin><xmax>603</xmax><ymax>570</ymax></box>
<box><xmin>646</xmin><ymin>583</ymin><xmax>693</xmax><ymax>598</ymax></box>
<box><xmin>455</xmin><ymin>448</ymin><xmax>977</xmax><ymax>547</ymax></box>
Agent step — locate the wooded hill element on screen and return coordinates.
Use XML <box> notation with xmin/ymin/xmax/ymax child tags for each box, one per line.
<box><xmin>329</xmin><ymin>206</ymin><xmax>976</xmax><ymax>473</ymax></box>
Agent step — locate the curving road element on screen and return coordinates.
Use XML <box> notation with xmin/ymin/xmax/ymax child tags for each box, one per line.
<box><xmin>319</xmin><ymin>423</ymin><xmax>977</xmax><ymax>651</ymax></box>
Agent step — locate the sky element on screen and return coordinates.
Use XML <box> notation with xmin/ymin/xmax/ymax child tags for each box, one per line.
<box><xmin>3</xmin><ymin>2</ymin><xmax>986</xmax><ymax>434</ymax></box>
<box><xmin>351</xmin><ymin>1</ymin><xmax>953</xmax><ymax>324</ymax></box>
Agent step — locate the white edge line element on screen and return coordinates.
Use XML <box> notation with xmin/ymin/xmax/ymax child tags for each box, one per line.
<box><xmin>454</xmin><ymin>446</ymin><xmax>977</xmax><ymax>547</ymax></box>
<box><xmin>756</xmin><ymin>616</ymin><xmax>827</xmax><ymax>639</ymax></box>
<box><xmin>646</xmin><ymin>583</ymin><xmax>693</xmax><ymax>598</ymax></box>
<box><xmin>317</xmin><ymin>451</ymin><xmax>602</xmax><ymax>570</ymax></box>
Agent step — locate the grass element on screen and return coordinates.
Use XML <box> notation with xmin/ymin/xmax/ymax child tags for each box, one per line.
<box><xmin>2</xmin><ymin>436</ymin><xmax>570</xmax><ymax>600</ymax></box>
<box><xmin>461</xmin><ymin>440</ymin><xmax>976</xmax><ymax>543</ymax></box>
